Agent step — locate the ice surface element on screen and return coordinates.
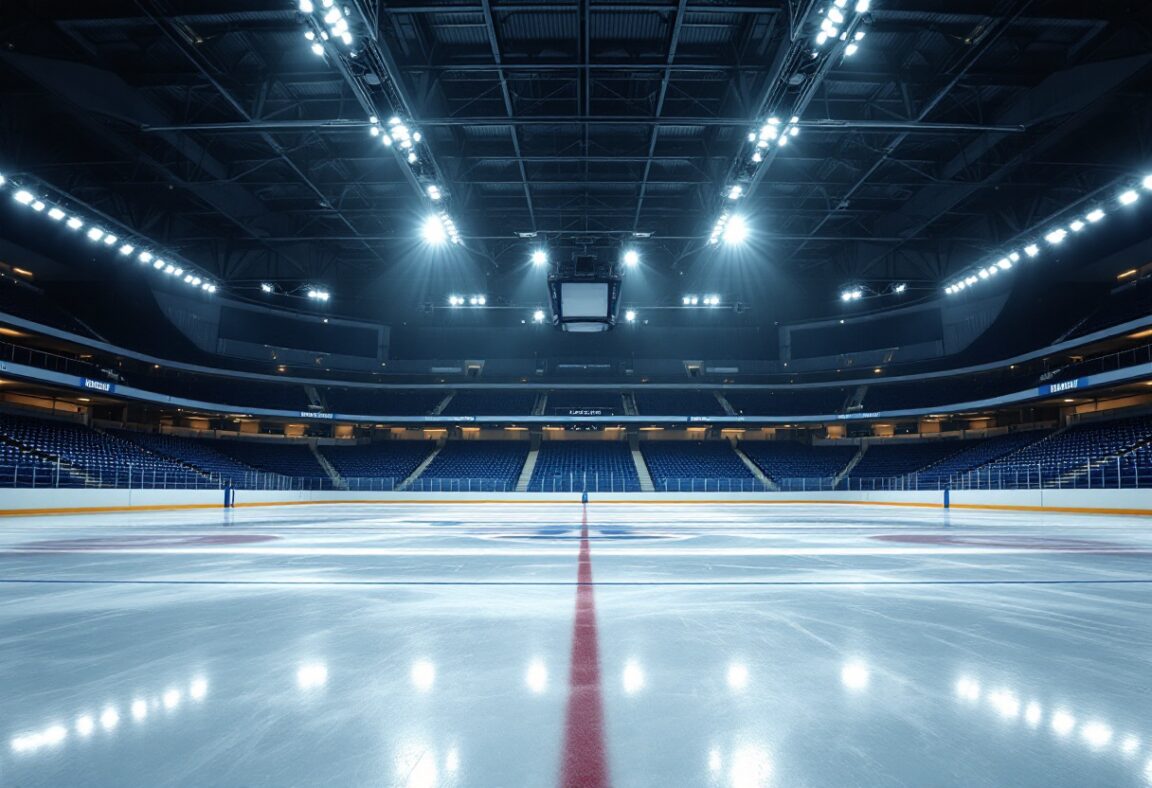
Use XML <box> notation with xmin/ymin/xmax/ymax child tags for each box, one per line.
<box><xmin>2</xmin><ymin>503</ymin><xmax>1152</xmax><ymax>786</ymax></box>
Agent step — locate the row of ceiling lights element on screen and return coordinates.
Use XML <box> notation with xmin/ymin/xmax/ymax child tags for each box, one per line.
<box><xmin>297</xmin><ymin>3</ymin><xmax>465</xmax><ymax>249</ymax></box>
<box><xmin>528</xmin><ymin>248</ymin><xmax>641</xmax><ymax>268</ymax></box>
<box><xmin>682</xmin><ymin>295</ymin><xmax>723</xmax><ymax>306</ymax></box>
<box><xmin>840</xmin><ymin>282</ymin><xmax>906</xmax><ymax>302</ymax></box>
<box><xmin>260</xmin><ymin>282</ymin><xmax>330</xmax><ymax>301</ymax></box>
<box><xmin>708</xmin><ymin>4</ymin><xmax>875</xmax><ymax>247</ymax></box>
<box><xmin>944</xmin><ymin>173</ymin><xmax>1152</xmax><ymax>295</ymax></box>
<box><xmin>299</xmin><ymin>0</ymin><xmax>354</xmax><ymax>52</ymax></box>
<box><xmin>814</xmin><ymin>0</ymin><xmax>871</xmax><ymax>56</ymax></box>
<box><xmin>1</xmin><ymin>174</ymin><xmax>217</xmax><ymax>294</ymax></box>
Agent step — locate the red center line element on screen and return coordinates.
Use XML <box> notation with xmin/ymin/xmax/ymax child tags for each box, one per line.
<box><xmin>560</xmin><ymin>506</ymin><xmax>610</xmax><ymax>788</ymax></box>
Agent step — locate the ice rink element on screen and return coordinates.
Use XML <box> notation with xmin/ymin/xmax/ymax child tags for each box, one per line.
<box><xmin>3</xmin><ymin>501</ymin><xmax>1152</xmax><ymax>787</ymax></box>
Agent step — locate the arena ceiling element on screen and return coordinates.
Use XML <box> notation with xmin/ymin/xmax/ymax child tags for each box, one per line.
<box><xmin>1</xmin><ymin>0</ymin><xmax>1151</xmax><ymax>319</ymax></box>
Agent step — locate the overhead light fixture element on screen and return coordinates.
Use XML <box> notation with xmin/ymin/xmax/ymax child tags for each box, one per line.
<box><xmin>1086</xmin><ymin>208</ymin><xmax>1105</xmax><ymax>223</ymax></box>
<box><xmin>86</xmin><ymin>227</ymin><xmax>105</xmax><ymax>242</ymax></box>
<box><xmin>422</xmin><ymin>214</ymin><xmax>448</xmax><ymax>245</ymax></box>
<box><xmin>448</xmin><ymin>295</ymin><xmax>463</xmax><ymax>306</ymax></box>
<box><xmin>47</xmin><ymin>207</ymin><xmax>65</xmax><ymax>221</ymax></box>
<box><xmin>260</xmin><ymin>283</ymin><xmax>274</xmax><ymax>293</ymax></box>
<box><xmin>624</xmin><ymin>309</ymin><xmax>636</xmax><ymax>322</ymax></box>
<box><xmin>727</xmin><ymin>185</ymin><xmax>744</xmax><ymax>200</ymax></box>
<box><xmin>138</xmin><ymin>251</ymin><xmax>154</xmax><ymax>264</ymax></box>
<box><xmin>13</xmin><ymin>189</ymin><xmax>34</xmax><ymax>205</ymax></box>
<box><xmin>306</xmin><ymin>287</ymin><xmax>330</xmax><ymax>302</ymax></box>
<box><xmin>426</xmin><ymin>184</ymin><xmax>442</xmax><ymax>201</ymax></box>
<box><xmin>66</xmin><ymin>217</ymin><xmax>83</xmax><ymax>230</ymax></box>
<box><xmin>1069</xmin><ymin>219</ymin><xmax>1085</xmax><ymax>232</ymax></box>
<box><xmin>531</xmin><ymin>249</ymin><xmax>548</xmax><ymax>266</ymax></box>
<box><xmin>1024</xmin><ymin>244</ymin><xmax>1040</xmax><ymax>257</ymax></box>
<box><xmin>532</xmin><ymin>309</ymin><xmax>545</xmax><ymax>323</ymax></box>
<box><xmin>623</xmin><ymin>249</ymin><xmax>640</xmax><ymax>268</ymax></box>
<box><xmin>722</xmin><ymin>214</ymin><xmax>748</xmax><ymax>245</ymax></box>
<box><xmin>1044</xmin><ymin>228</ymin><xmax>1068</xmax><ymax>245</ymax></box>
<box><xmin>1119</xmin><ymin>189</ymin><xmax>1140</xmax><ymax>206</ymax></box>
<box><xmin>118</xmin><ymin>243</ymin><xmax>135</xmax><ymax>256</ymax></box>
<box><xmin>892</xmin><ymin>282</ymin><xmax>907</xmax><ymax>294</ymax></box>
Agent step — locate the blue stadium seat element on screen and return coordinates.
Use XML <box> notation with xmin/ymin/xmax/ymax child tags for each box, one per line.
<box><xmin>529</xmin><ymin>441</ymin><xmax>639</xmax><ymax>492</ymax></box>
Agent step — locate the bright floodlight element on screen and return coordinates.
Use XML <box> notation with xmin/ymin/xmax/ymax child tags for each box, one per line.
<box><xmin>86</xmin><ymin>227</ymin><xmax>105</xmax><ymax>242</ymax></box>
<box><xmin>48</xmin><ymin>207</ymin><xmax>65</xmax><ymax>221</ymax></box>
<box><xmin>727</xmin><ymin>185</ymin><xmax>743</xmax><ymax>200</ymax></box>
<box><xmin>66</xmin><ymin>217</ymin><xmax>83</xmax><ymax>230</ymax></box>
<box><xmin>422</xmin><ymin>214</ymin><xmax>448</xmax><ymax>245</ymax></box>
<box><xmin>625</xmin><ymin>309</ymin><xmax>636</xmax><ymax>322</ymax></box>
<box><xmin>477</xmin><ymin>295</ymin><xmax>486</xmax><ymax>306</ymax></box>
<box><xmin>722</xmin><ymin>214</ymin><xmax>748</xmax><ymax>245</ymax></box>
<box><xmin>682</xmin><ymin>296</ymin><xmax>691</xmax><ymax>305</ymax></box>
<box><xmin>1119</xmin><ymin>189</ymin><xmax>1139</xmax><ymax>205</ymax></box>
<box><xmin>13</xmin><ymin>189</ymin><xmax>34</xmax><ymax>205</ymax></box>
<box><xmin>1044</xmin><ymin>228</ymin><xmax>1067</xmax><ymax>245</ymax></box>
<box><xmin>531</xmin><ymin>249</ymin><xmax>548</xmax><ymax>266</ymax></box>
<box><xmin>1086</xmin><ymin>208</ymin><xmax>1105</xmax><ymax>223</ymax></box>
<box><xmin>118</xmin><ymin>243</ymin><xmax>134</xmax><ymax>256</ymax></box>
<box><xmin>893</xmin><ymin>283</ymin><xmax>907</xmax><ymax>293</ymax></box>
<box><xmin>623</xmin><ymin>249</ymin><xmax>640</xmax><ymax>267</ymax></box>
<box><xmin>532</xmin><ymin>309</ymin><xmax>545</xmax><ymax>323</ymax></box>
<box><xmin>844</xmin><ymin>43</ymin><xmax>859</xmax><ymax>56</ymax></box>
<box><xmin>260</xmin><ymin>283</ymin><xmax>274</xmax><ymax>293</ymax></box>
<box><xmin>1024</xmin><ymin>244</ymin><xmax>1040</xmax><ymax>257</ymax></box>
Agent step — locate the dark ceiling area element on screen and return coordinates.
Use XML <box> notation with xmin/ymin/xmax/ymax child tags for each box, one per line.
<box><xmin>1</xmin><ymin>0</ymin><xmax>1151</xmax><ymax>326</ymax></box>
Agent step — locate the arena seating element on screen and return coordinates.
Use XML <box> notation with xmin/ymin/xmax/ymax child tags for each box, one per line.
<box><xmin>209</xmin><ymin>440</ymin><xmax>329</xmax><ymax>486</ymax></box>
<box><xmin>972</xmin><ymin>416</ymin><xmax>1152</xmax><ymax>488</ymax></box>
<box><xmin>0</xmin><ymin>439</ymin><xmax>87</xmax><ymax>487</ymax></box>
<box><xmin>412</xmin><ymin>441</ymin><xmax>528</xmax><ymax>491</ymax></box>
<box><xmin>640</xmin><ymin>441</ymin><xmax>754</xmax><ymax>489</ymax></box>
<box><xmin>528</xmin><ymin>440</ymin><xmax>639</xmax><ymax>491</ymax></box>
<box><xmin>113</xmin><ymin>430</ymin><xmax>260</xmax><ymax>486</ymax></box>
<box><xmin>321</xmin><ymin>388</ymin><xmax>445</xmax><ymax>416</ymax></box>
<box><xmin>849</xmin><ymin>442</ymin><xmax>965</xmax><ymax>479</ymax></box>
<box><xmin>911</xmin><ymin>430</ymin><xmax>1050</xmax><ymax>488</ymax></box>
<box><xmin>0</xmin><ymin>413</ymin><xmax>207</xmax><ymax>487</ymax></box>
<box><xmin>633</xmin><ymin>390</ymin><xmax>726</xmax><ymax>416</ymax></box>
<box><xmin>725</xmin><ymin>388</ymin><xmax>849</xmax><ymax>417</ymax></box>
<box><xmin>740</xmin><ymin>441</ymin><xmax>856</xmax><ymax>485</ymax></box>
<box><xmin>321</xmin><ymin>441</ymin><xmax>435</xmax><ymax>484</ymax></box>
<box><xmin>440</xmin><ymin>389</ymin><xmax>538</xmax><ymax>416</ymax></box>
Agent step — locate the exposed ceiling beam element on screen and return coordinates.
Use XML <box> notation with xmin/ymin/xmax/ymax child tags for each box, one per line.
<box><xmin>141</xmin><ymin>119</ymin><xmax>1026</xmax><ymax>133</ymax></box>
